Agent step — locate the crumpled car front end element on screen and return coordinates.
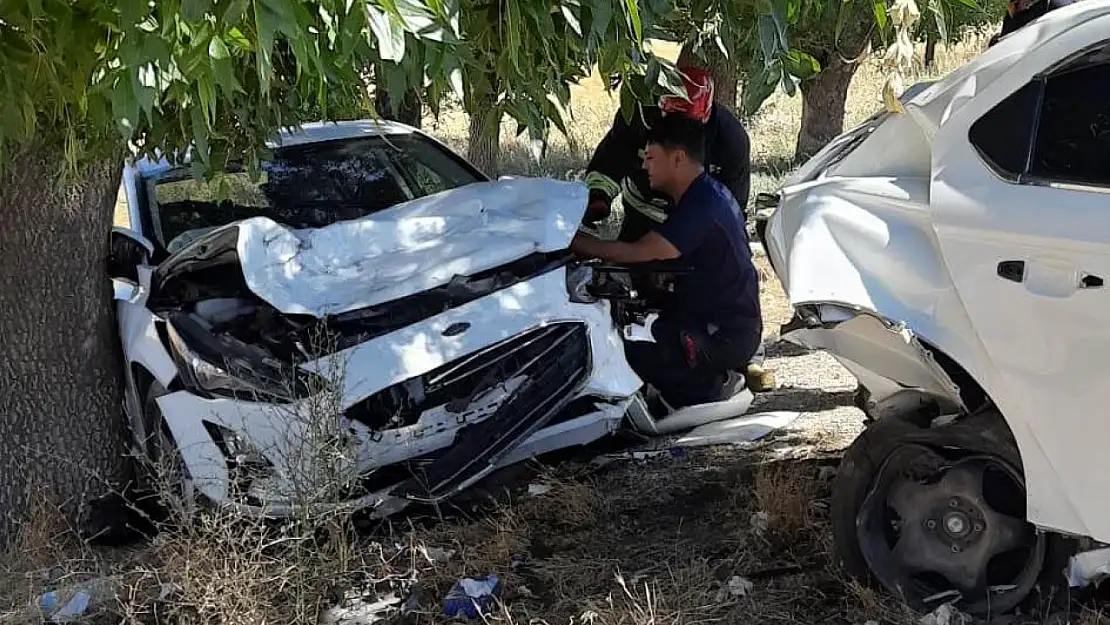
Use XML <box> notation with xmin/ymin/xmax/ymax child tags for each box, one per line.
<box><xmin>121</xmin><ymin>178</ymin><xmax>642</xmax><ymax>518</ymax></box>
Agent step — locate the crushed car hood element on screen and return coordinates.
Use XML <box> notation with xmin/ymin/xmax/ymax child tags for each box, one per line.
<box><xmin>151</xmin><ymin>177</ymin><xmax>588</xmax><ymax>316</ymax></box>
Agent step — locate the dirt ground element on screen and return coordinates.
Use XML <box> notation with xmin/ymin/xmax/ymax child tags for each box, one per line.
<box><xmin>355</xmin><ymin>258</ymin><xmax>882</xmax><ymax>625</ymax></box>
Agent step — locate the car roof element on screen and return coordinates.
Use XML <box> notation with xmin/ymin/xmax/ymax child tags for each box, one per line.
<box><xmin>130</xmin><ymin>118</ymin><xmax>421</xmax><ymax>177</ymax></box>
<box><xmin>905</xmin><ymin>0</ymin><xmax>1110</xmax><ymax>129</ymax></box>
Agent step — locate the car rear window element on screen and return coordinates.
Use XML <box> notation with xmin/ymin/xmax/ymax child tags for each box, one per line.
<box><xmin>145</xmin><ymin>134</ymin><xmax>483</xmax><ymax>253</ymax></box>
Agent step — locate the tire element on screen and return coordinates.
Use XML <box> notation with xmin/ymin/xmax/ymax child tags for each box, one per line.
<box><xmin>830</xmin><ymin>410</ymin><xmax>1074</xmax><ymax>617</ymax></box>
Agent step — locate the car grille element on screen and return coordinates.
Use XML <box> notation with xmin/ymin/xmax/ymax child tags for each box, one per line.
<box><xmin>356</xmin><ymin>322</ymin><xmax>591</xmax><ymax>501</ymax></box>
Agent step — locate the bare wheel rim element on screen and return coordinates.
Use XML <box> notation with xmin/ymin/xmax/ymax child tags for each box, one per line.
<box><xmin>855</xmin><ymin>443</ymin><xmax>1045</xmax><ymax>615</ymax></box>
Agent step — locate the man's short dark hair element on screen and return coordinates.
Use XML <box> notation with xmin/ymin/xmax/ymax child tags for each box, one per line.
<box><xmin>645</xmin><ymin>114</ymin><xmax>706</xmax><ymax>164</ymax></box>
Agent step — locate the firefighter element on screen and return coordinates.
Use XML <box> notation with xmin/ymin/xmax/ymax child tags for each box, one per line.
<box><xmin>580</xmin><ymin>66</ymin><xmax>752</xmax><ymax>241</ymax></box>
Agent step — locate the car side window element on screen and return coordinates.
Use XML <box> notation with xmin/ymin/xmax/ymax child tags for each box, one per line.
<box><xmin>968</xmin><ymin>82</ymin><xmax>1039</xmax><ymax>180</ymax></box>
<box><xmin>970</xmin><ymin>41</ymin><xmax>1110</xmax><ymax>187</ymax></box>
<box><xmin>1029</xmin><ymin>61</ymin><xmax>1110</xmax><ymax>185</ymax></box>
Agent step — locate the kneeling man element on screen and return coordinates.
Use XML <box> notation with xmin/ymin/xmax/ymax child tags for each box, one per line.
<box><xmin>570</xmin><ymin>114</ymin><xmax>763</xmax><ymax>409</ymax></box>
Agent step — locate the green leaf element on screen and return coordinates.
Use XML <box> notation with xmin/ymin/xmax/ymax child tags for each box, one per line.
<box><xmin>770</xmin><ymin>0</ymin><xmax>791</xmax><ymax>50</ymax></box>
<box><xmin>561</xmin><ymin>3</ymin><xmax>582</xmax><ymax>36</ymax></box>
<box><xmin>782</xmin><ymin>72</ymin><xmax>796</xmax><ymax>96</ymax></box>
<box><xmin>111</xmin><ymin>73</ymin><xmax>141</xmax><ymax>140</ymax></box>
<box><xmin>183</xmin><ymin>0</ymin><xmax>214</xmax><ymax>21</ymax></box>
<box><xmin>367</xmin><ymin>5</ymin><xmax>406</xmax><ymax>62</ymax></box>
<box><xmin>782</xmin><ymin>50</ymin><xmax>820</xmax><ymax>80</ymax></box>
<box><xmin>190</xmin><ymin>104</ymin><xmax>211</xmax><ymax>165</ymax></box>
<box><xmin>656</xmin><ymin>63</ymin><xmax>686</xmax><ymax>97</ymax></box>
<box><xmin>225</xmin><ymin>27</ymin><xmax>251</xmax><ymax>51</ymax></box>
<box><xmin>619</xmin><ymin>81</ymin><xmax>637</xmax><ymax>124</ymax></box>
<box><xmin>209</xmin><ymin>35</ymin><xmax>231</xmax><ymax>60</ymax></box>
<box><xmin>590</xmin><ymin>0</ymin><xmax>613</xmax><ymax>39</ymax></box>
<box><xmin>441</xmin><ymin>52</ymin><xmax>465</xmax><ymax>100</ymax></box>
<box><xmin>757</xmin><ymin>15</ymin><xmax>778</xmax><ymax>66</ymax></box>
<box><xmin>220</xmin><ymin>0</ymin><xmax>251</xmax><ymax>24</ymax></box>
<box><xmin>742</xmin><ymin>59</ymin><xmax>780</xmax><ymax>116</ymax></box>
<box><xmin>930</xmin><ymin>0</ymin><xmax>949</xmax><ymax>42</ymax></box>
<box><xmin>119</xmin><ymin>0</ymin><xmax>149</xmax><ymax>26</ymax></box>
<box><xmin>872</xmin><ymin>0</ymin><xmax>888</xmax><ymax>32</ymax></box>
<box><xmin>834</xmin><ymin>0</ymin><xmax>853</xmax><ymax>47</ymax></box>
<box><xmin>623</xmin><ymin>0</ymin><xmax>642</xmax><ymax>42</ymax></box>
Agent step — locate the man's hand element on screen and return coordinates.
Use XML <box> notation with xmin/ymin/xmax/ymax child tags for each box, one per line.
<box><xmin>570</xmin><ymin>230</ymin><xmax>681</xmax><ymax>264</ymax></box>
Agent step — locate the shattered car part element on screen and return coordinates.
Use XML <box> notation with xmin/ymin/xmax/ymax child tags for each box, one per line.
<box><xmin>781</xmin><ymin>305</ymin><xmax>965</xmax><ymax>420</ymax></box>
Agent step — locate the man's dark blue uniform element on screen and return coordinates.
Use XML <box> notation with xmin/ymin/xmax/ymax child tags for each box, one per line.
<box><xmin>654</xmin><ymin>172</ymin><xmax>761</xmax><ymax>337</ymax></box>
<box><xmin>624</xmin><ymin>172</ymin><xmax>763</xmax><ymax>408</ymax></box>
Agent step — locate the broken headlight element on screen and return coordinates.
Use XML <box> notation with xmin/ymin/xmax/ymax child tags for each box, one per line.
<box><xmin>165</xmin><ymin>314</ymin><xmax>328</xmax><ymax>403</ymax></box>
<box><xmin>565</xmin><ymin>263</ymin><xmax>598</xmax><ymax>304</ymax></box>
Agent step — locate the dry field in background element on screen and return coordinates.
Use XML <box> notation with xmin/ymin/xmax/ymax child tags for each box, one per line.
<box><xmin>85</xmin><ymin>30</ymin><xmax>1110</xmax><ymax>625</ymax></box>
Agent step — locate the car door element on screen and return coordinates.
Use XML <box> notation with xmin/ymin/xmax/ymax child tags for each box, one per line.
<box><xmin>929</xmin><ymin>20</ymin><xmax>1110</xmax><ymax>542</ymax></box>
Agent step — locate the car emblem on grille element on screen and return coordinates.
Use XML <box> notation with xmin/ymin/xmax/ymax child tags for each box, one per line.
<box><xmin>443</xmin><ymin>322</ymin><xmax>470</xmax><ymax>337</ymax></box>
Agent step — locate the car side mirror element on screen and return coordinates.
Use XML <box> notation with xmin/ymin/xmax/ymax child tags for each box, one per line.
<box><xmin>108</xmin><ymin>226</ymin><xmax>154</xmax><ymax>283</ymax></box>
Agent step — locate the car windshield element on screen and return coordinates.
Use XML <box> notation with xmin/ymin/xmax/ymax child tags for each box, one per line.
<box><xmin>143</xmin><ymin>134</ymin><xmax>483</xmax><ymax>253</ymax></box>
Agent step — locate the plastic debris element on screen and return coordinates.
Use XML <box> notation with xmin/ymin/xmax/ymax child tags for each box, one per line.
<box><xmin>37</xmin><ymin>578</ymin><xmax>114</xmax><ymax>623</ymax></box>
<box><xmin>750</xmin><ymin>511</ymin><xmax>770</xmax><ymax>537</ymax></box>
<box><xmin>527</xmin><ymin>483</ymin><xmax>552</xmax><ymax>496</ymax></box>
<box><xmin>320</xmin><ymin>592</ymin><xmax>402</xmax><ymax>625</ymax></box>
<box><xmin>39</xmin><ymin>590</ymin><xmax>91</xmax><ymax>623</ymax></box>
<box><xmin>714</xmin><ymin>576</ymin><xmax>754</xmax><ymax>602</ymax></box>
<box><xmin>320</xmin><ymin>584</ymin><xmax>425</xmax><ymax>625</ymax></box>
<box><xmin>442</xmin><ymin>575</ymin><xmax>501</xmax><ymax>619</ymax></box>
<box><xmin>672</xmin><ymin>411</ymin><xmax>801</xmax><ymax>449</ymax></box>
<box><xmin>418</xmin><ymin>545</ymin><xmax>456</xmax><ymax>564</ymax></box>
<box><xmin>919</xmin><ymin>603</ymin><xmax>968</xmax><ymax>625</ymax></box>
<box><xmin>587</xmin><ymin>447</ymin><xmax>685</xmax><ymax>471</ymax></box>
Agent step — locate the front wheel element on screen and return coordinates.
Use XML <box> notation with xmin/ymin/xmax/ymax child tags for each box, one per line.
<box><xmin>829</xmin><ymin>413</ymin><xmax>1067</xmax><ymax>618</ymax></box>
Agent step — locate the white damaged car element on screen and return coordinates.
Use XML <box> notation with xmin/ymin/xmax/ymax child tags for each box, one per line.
<box><xmin>756</xmin><ymin>0</ymin><xmax>1110</xmax><ymax>618</ymax></box>
<box><xmin>108</xmin><ymin>120</ymin><xmax>757</xmax><ymax>520</ymax></box>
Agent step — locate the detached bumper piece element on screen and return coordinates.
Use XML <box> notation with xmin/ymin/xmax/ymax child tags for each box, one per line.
<box><xmin>393</xmin><ymin>322</ymin><xmax>591</xmax><ymax>502</ymax></box>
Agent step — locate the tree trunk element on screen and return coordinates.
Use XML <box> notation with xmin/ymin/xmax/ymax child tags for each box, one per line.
<box><xmin>677</xmin><ymin>43</ymin><xmax>739</xmax><ymax>112</ymax></box>
<box><xmin>374</xmin><ymin>64</ymin><xmax>423</xmax><ymax>128</ymax></box>
<box><xmin>795</xmin><ymin>56</ymin><xmax>859</xmax><ymax>161</ymax></box>
<box><xmin>924</xmin><ymin>33</ymin><xmax>938</xmax><ymax>72</ymax></box>
<box><xmin>0</xmin><ymin>144</ymin><xmax>128</xmax><ymax>542</ymax></box>
<box><xmin>467</xmin><ymin>92</ymin><xmax>501</xmax><ymax>177</ymax></box>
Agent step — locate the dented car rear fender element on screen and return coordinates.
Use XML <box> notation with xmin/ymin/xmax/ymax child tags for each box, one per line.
<box><xmin>764</xmin><ymin>176</ymin><xmax>993</xmax><ymax>412</ymax></box>
<box><xmin>780</xmin><ymin>303</ymin><xmax>967</xmax><ymax>419</ymax></box>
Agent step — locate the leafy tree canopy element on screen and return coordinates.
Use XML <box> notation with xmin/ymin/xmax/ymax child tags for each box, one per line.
<box><xmin>0</xmin><ymin>0</ymin><xmax>937</xmax><ymax>178</ymax></box>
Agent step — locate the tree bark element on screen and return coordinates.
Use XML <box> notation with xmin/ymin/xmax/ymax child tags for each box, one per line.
<box><xmin>924</xmin><ymin>33</ymin><xmax>938</xmax><ymax>72</ymax></box>
<box><xmin>795</xmin><ymin>55</ymin><xmax>859</xmax><ymax>161</ymax></box>
<box><xmin>374</xmin><ymin>63</ymin><xmax>423</xmax><ymax>128</ymax></box>
<box><xmin>677</xmin><ymin>43</ymin><xmax>739</xmax><ymax>112</ymax></box>
<box><xmin>0</xmin><ymin>143</ymin><xmax>128</xmax><ymax>541</ymax></box>
<box><xmin>467</xmin><ymin>92</ymin><xmax>501</xmax><ymax>177</ymax></box>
